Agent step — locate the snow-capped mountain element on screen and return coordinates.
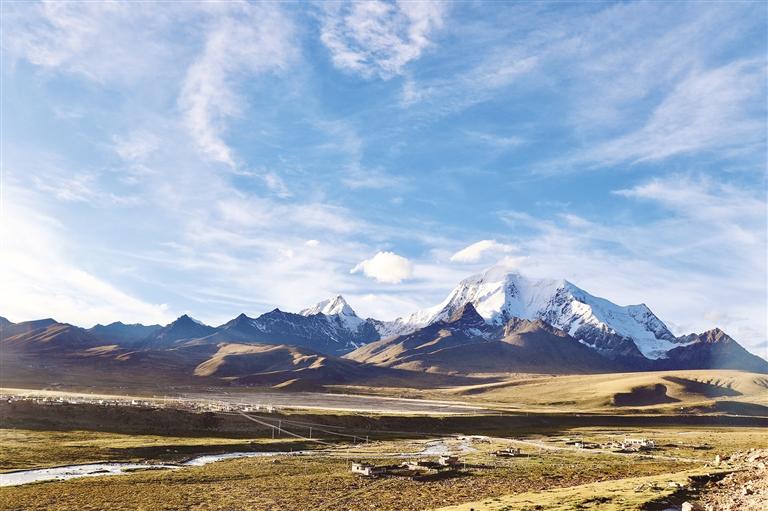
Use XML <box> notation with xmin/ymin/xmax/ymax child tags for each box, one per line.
<box><xmin>213</xmin><ymin>297</ymin><xmax>379</xmax><ymax>355</ymax></box>
<box><xmin>346</xmin><ymin>303</ymin><xmax>617</xmax><ymax>374</ymax></box>
<box><xmin>5</xmin><ymin>266</ymin><xmax>764</xmax><ymax>374</ymax></box>
<box><xmin>380</xmin><ymin>266</ymin><xmax>683</xmax><ymax>360</ymax></box>
<box><xmin>300</xmin><ymin>295</ymin><xmax>355</xmax><ymax>317</ymax></box>
<box><xmin>300</xmin><ymin>295</ymin><xmax>365</xmax><ymax>331</ymax></box>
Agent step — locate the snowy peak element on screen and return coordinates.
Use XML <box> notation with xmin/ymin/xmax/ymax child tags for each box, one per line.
<box><xmin>299</xmin><ymin>295</ymin><xmax>365</xmax><ymax>332</ymax></box>
<box><xmin>393</xmin><ymin>268</ymin><xmax>564</xmax><ymax>330</ymax></box>
<box><xmin>300</xmin><ymin>295</ymin><xmax>357</xmax><ymax>318</ymax></box>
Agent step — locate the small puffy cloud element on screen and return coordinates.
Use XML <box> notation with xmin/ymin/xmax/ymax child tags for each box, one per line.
<box><xmin>450</xmin><ymin>240</ymin><xmax>517</xmax><ymax>263</ymax></box>
<box><xmin>351</xmin><ymin>251</ymin><xmax>413</xmax><ymax>284</ymax></box>
<box><xmin>305</xmin><ymin>239</ymin><xmax>320</xmax><ymax>247</ymax></box>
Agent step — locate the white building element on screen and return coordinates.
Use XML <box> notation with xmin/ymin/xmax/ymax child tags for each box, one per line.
<box><xmin>351</xmin><ymin>462</ymin><xmax>381</xmax><ymax>477</ymax></box>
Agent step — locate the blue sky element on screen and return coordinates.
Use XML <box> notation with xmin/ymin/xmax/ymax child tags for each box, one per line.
<box><xmin>2</xmin><ymin>1</ymin><xmax>766</xmax><ymax>355</ymax></box>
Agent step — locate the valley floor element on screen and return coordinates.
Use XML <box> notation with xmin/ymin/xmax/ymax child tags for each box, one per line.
<box><xmin>1</xmin><ymin>405</ymin><xmax>766</xmax><ymax>510</ymax></box>
<box><xmin>1</xmin><ymin>371</ymin><xmax>766</xmax><ymax>510</ymax></box>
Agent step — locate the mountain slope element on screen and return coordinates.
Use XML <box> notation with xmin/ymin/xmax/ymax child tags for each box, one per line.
<box><xmin>1</xmin><ymin>320</ymin><xmax>109</xmax><ymax>354</ymax></box>
<box><xmin>0</xmin><ymin>317</ymin><xmax>59</xmax><ymax>340</ymax></box>
<box><xmin>142</xmin><ymin>315</ymin><xmax>217</xmax><ymax>348</ymax></box>
<box><xmin>347</xmin><ymin>304</ymin><xmax>617</xmax><ymax>374</ymax></box>
<box><xmin>656</xmin><ymin>329</ymin><xmax>768</xmax><ymax>373</ymax></box>
<box><xmin>193</xmin><ymin>341</ymin><xmax>478</xmax><ymax>390</ymax></box>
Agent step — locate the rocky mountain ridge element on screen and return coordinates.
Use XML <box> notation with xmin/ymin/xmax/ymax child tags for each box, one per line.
<box><xmin>1</xmin><ymin>267</ymin><xmax>765</xmax><ymax>375</ymax></box>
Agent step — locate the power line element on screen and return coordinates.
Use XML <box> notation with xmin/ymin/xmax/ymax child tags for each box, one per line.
<box><xmin>237</xmin><ymin>412</ymin><xmax>334</xmax><ymax>447</ymax></box>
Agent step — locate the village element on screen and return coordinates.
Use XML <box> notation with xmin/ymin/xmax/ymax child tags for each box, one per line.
<box><xmin>0</xmin><ymin>392</ymin><xmax>278</xmax><ymax>414</ymax></box>
<box><xmin>347</xmin><ymin>434</ymin><xmax>664</xmax><ymax>481</ymax></box>
<box><xmin>568</xmin><ymin>436</ymin><xmax>656</xmax><ymax>453</ymax></box>
<box><xmin>351</xmin><ymin>454</ymin><xmax>464</xmax><ymax>480</ymax></box>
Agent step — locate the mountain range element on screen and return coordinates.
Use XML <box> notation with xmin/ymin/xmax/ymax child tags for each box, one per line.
<box><xmin>1</xmin><ymin>267</ymin><xmax>766</xmax><ymax>387</ymax></box>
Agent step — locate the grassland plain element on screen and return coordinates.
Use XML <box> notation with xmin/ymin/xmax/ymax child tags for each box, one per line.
<box><xmin>0</xmin><ymin>444</ymin><xmax>693</xmax><ymax>510</ymax></box>
<box><xmin>4</xmin><ymin>426</ymin><xmax>765</xmax><ymax>511</ymax></box>
<box><xmin>432</xmin><ymin>468</ymin><xmax>730</xmax><ymax>511</ymax></box>
<box><xmin>1</xmin><ymin>370</ymin><xmax>766</xmax><ymax>510</ymax></box>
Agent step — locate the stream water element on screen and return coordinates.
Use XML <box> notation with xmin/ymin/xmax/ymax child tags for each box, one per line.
<box><xmin>0</xmin><ymin>450</ymin><xmax>309</xmax><ymax>487</ymax></box>
<box><xmin>1</xmin><ymin>437</ymin><xmax>476</xmax><ymax>487</ymax></box>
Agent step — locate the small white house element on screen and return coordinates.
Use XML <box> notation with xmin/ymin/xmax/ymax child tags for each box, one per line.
<box><xmin>438</xmin><ymin>455</ymin><xmax>460</xmax><ymax>467</ymax></box>
<box><xmin>493</xmin><ymin>447</ymin><xmax>522</xmax><ymax>457</ymax></box>
<box><xmin>622</xmin><ymin>438</ymin><xmax>655</xmax><ymax>450</ymax></box>
<box><xmin>351</xmin><ymin>462</ymin><xmax>381</xmax><ymax>477</ymax></box>
<box><xmin>401</xmin><ymin>460</ymin><xmax>434</xmax><ymax>472</ymax></box>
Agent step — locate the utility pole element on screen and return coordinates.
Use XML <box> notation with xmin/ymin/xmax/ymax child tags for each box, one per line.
<box><xmin>278</xmin><ymin>420</ymin><xmax>282</xmax><ymax>437</ymax></box>
<box><xmin>309</xmin><ymin>427</ymin><xmax>312</xmax><ymax>439</ymax></box>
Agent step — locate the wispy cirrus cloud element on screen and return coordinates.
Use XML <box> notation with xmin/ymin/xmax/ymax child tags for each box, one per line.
<box><xmin>2</xmin><ymin>1</ymin><xmax>187</xmax><ymax>83</ymax></box>
<box><xmin>179</xmin><ymin>3</ymin><xmax>297</xmax><ymax>166</ymax></box>
<box><xmin>113</xmin><ymin>131</ymin><xmax>160</xmax><ymax>161</ymax></box>
<box><xmin>401</xmin><ymin>1</ymin><xmax>765</xmax><ymax>173</ymax></box>
<box><xmin>578</xmin><ymin>59</ymin><xmax>766</xmax><ymax>167</ymax></box>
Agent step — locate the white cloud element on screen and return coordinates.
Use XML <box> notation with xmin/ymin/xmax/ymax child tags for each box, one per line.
<box><xmin>4</xmin><ymin>2</ymin><xmax>160</xmax><ymax>82</ymax></box>
<box><xmin>351</xmin><ymin>251</ymin><xmax>414</xmax><ymax>283</ymax></box>
<box><xmin>32</xmin><ymin>173</ymin><xmax>98</xmax><ymax>203</ymax></box>
<box><xmin>464</xmin><ymin>130</ymin><xmax>525</xmax><ymax>149</ymax></box>
<box><xmin>0</xmin><ymin>187</ymin><xmax>173</xmax><ymax>327</ymax></box>
<box><xmin>320</xmin><ymin>0</ymin><xmax>445</xmax><ymax>79</ymax></box>
<box><xmin>6</xmin><ymin>2</ymin><xmax>297</xmax><ymax>168</ymax></box>
<box><xmin>450</xmin><ymin>239</ymin><xmax>517</xmax><ymax>263</ymax></box>
<box><xmin>582</xmin><ymin>59</ymin><xmax>765</xmax><ymax>165</ymax></box>
<box><xmin>113</xmin><ymin>131</ymin><xmax>160</xmax><ymax>161</ymax></box>
<box><xmin>209</xmin><ymin>197</ymin><xmax>359</xmax><ymax>235</ymax></box>
<box><xmin>263</xmin><ymin>172</ymin><xmax>292</xmax><ymax>198</ymax></box>
<box><xmin>178</xmin><ymin>4</ymin><xmax>296</xmax><ymax>165</ymax></box>
<box><xmin>305</xmin><ymin>239</ymin><xmax>320</xmax><ymax>247</ymax></box>
<box><xmin>341</xmin><ymin>164</ymin><xmax>406</xmax><ymax>190</ymax></box>
<box><xmin>399</xmin><ymin>48</ymin><xmax>538</xmax><ymax>110</ymax></box>
<box><xmin>614</xmin><ymin>174</ymin><xmax>763</xmax><ymax>229</ymax></box>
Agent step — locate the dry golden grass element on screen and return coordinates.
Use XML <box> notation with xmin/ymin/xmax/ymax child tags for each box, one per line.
<box><xmin>0</xmin><ymin>446</ymin><xmax>692</xmax><ymax>511</ymax></box>
<box><xmin>433</xmin><ymin>467</ymin><xmax>727</xmax><ymax>511</ymax></box>
<box><xmin>364</xmin><ymin>369</ymin><xmax>768</xmax><ymax>412</ymax></box>
<box><xmin>2</xmin><ymin>425</ymin><xmax>764</xmax><ymax>510</ymax></box>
